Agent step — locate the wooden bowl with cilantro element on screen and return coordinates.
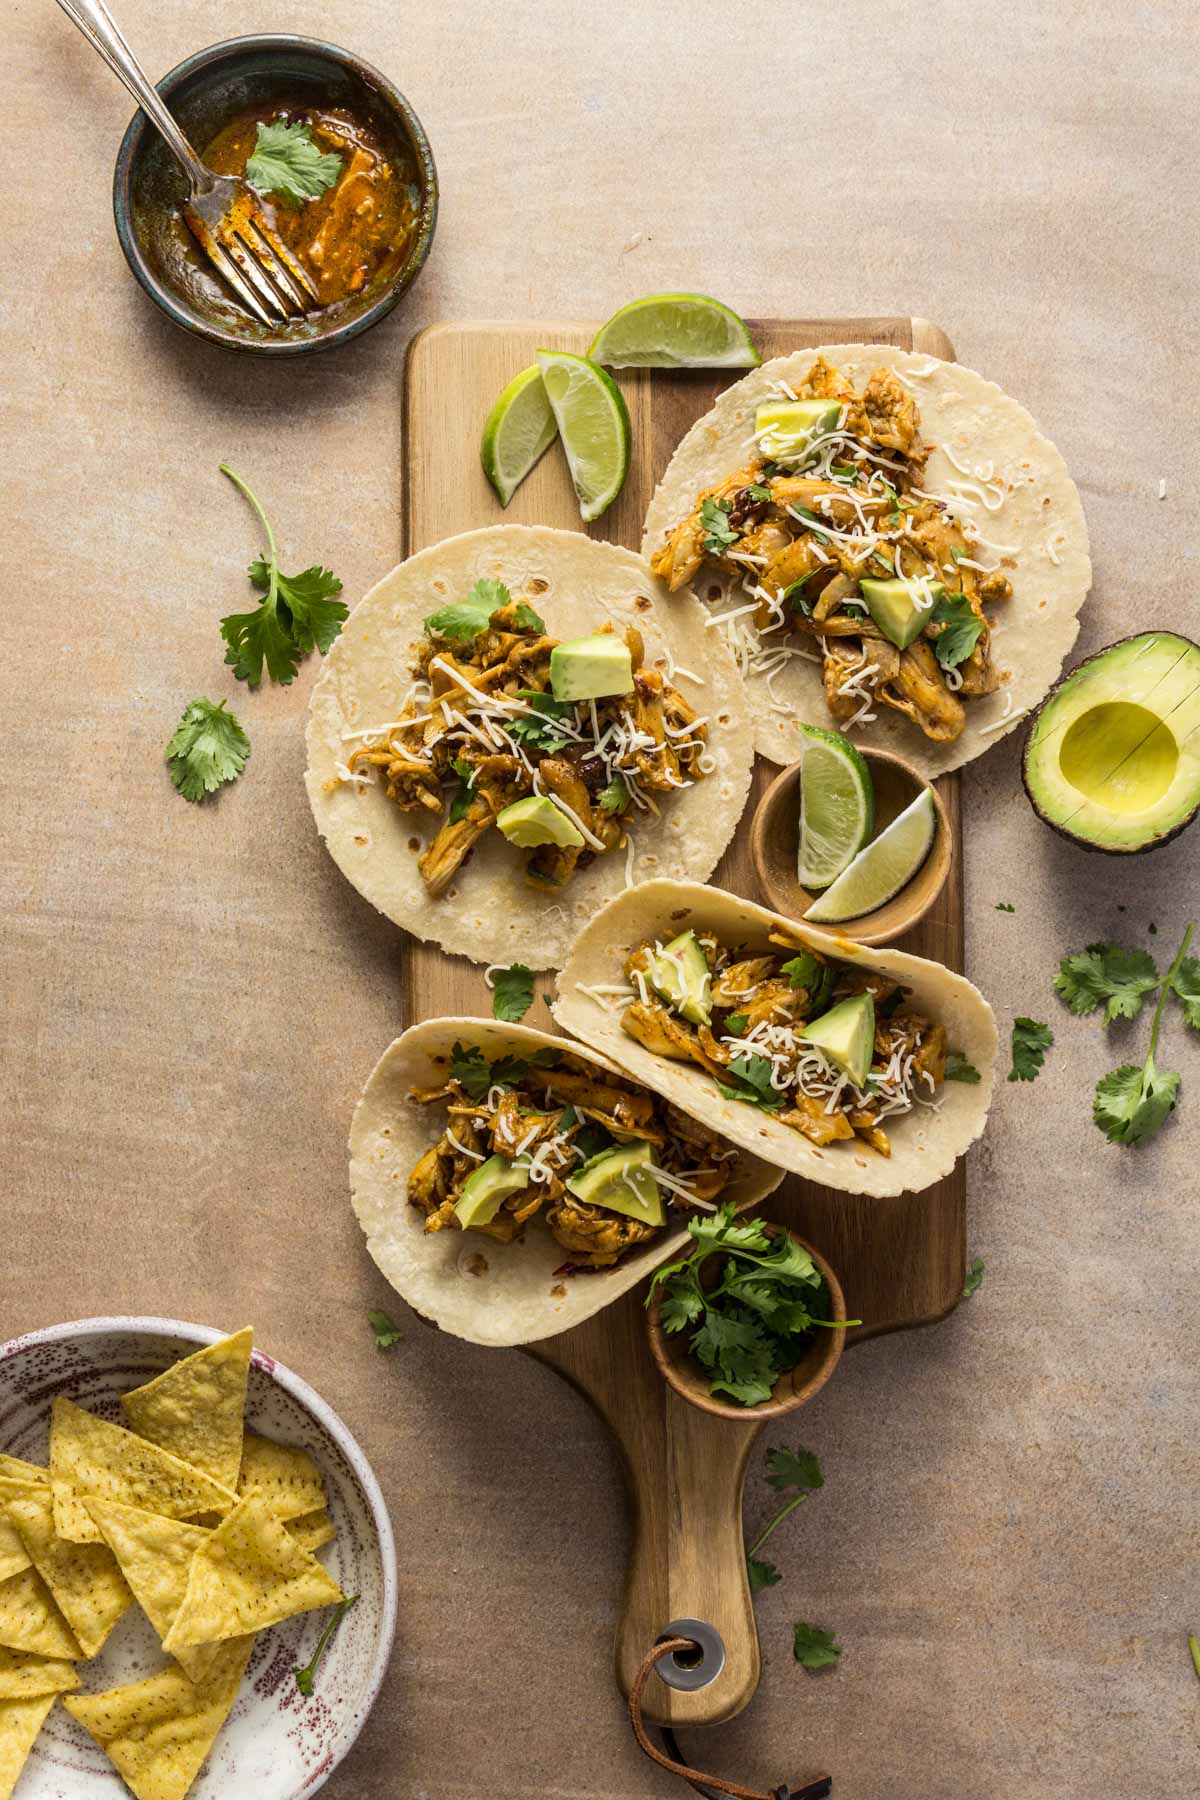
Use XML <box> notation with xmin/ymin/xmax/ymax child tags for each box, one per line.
<box><xmin>645</xmin><ymin>1207</ymin><xmax>851</xmax><ymax>1419</ymax></box>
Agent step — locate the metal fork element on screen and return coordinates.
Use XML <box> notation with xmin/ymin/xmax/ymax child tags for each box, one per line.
<box><xmin>54</xmin><ymin>0</ymin><xmax>319</xmax><ymax>324</ymax></box>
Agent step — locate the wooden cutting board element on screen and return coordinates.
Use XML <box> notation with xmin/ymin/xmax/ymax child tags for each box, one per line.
<box><xmin>401</xmin><ymin>317</ymin><xmax>963</xmax><ymax>1726</ymax></box>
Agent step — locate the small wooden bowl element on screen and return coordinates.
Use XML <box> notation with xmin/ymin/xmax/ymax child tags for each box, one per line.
<box><xmin>645</xmin><ymin>1226</ymin><xmax>847</xmax><ymax>1421</ymax></box>
<box><xmin>749</xmin><ymin>748</ymin><xmax>951</xmax><ymax>946</ymax></box>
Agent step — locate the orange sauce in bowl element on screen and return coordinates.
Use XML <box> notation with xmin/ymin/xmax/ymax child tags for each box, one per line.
<box><xmin>203</xmin><ymin>102</ymin><xmax>417</xmax><ymax>309</ymax></box>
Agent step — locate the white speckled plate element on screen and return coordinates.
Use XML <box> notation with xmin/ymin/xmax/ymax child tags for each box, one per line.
<box><xmin>0</xmin><ymin>1318</ymin><xmax>397</xmax><ymax>1800</ymax></box>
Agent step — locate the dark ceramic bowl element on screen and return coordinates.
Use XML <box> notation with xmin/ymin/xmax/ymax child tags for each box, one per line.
<box><xmin>113</xmin><ymin>35</ymin><xmax>437</xmax><ymax>354</ymax></box>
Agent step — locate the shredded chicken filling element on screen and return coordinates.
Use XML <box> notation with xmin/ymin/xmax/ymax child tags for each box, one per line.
<box><xmin>649</xmin><ymin>357</ymin><xmax>1013</xmax><ymax>744</ymax></box>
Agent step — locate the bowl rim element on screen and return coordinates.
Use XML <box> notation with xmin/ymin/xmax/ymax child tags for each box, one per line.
<box><xmin>112</xmin><ymin>32</ymin><xmax>439</xmax><ymax>356</ymax></box>
<box><xmin>0</xmin><ymin>1313</ymin><xmax>398</xmax><ymax>1799</ymax></box>
<box><xmin>749</xmin><ymin>746</ymin><xmax>953</xmax><ymax>947</ymax></box>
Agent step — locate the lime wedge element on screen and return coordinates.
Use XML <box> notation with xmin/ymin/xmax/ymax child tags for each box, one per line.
<box><xmin>480</xmin><ymin>364</ymin><xmax>558</xmax><ymax>507</ymax></box>
<box><xmin>589</xmin><ymin>293</ymin><xmax>760</xmax><ymax>369</ymax></box>
<box><xmin>804</xmin><ymin>788</ymin><xmax>937</xmax><ymax>924</ymax></box>
<box><xmin>535</xmin><ymin>350</ymin><xmax>630</xmax><ymax>522</ymax></box>
<box><xmin>796</xmin><ymin>724</ymin><xmax>875</xmax><ymax>890</ymax></box>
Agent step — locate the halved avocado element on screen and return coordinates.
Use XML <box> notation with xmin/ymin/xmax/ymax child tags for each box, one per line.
<box><xmin>1023</xmin><ymin>632</ymin><xmax>1200</xmax><ymax>853</ymax></box>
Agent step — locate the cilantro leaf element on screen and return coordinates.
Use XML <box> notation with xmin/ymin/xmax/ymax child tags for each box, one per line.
<box><xmin>491</xmin><ymin>963</ymin><xmax>535</xmax><ymax>1023</ymax></box>
<box><xmin>792</xmin><ymin>1622</ymin><xmax>841</xmax><ymax>1671</ymax></box>
<box><xmin>717</xmin><ymin>1051</ymin><xmax>784</xmax><ymax>1109</ymax></box>
<box><xmin>165</xmin><ymin>698</ymin><xmax>250</xmax><ymax>803</ymax></box>
<box><xmin>294</xmin><ymin>1595</ymin><xmax>358</xmax><ymax>1698</ymax></box>
<box><xmin>658</xmin><ymin>1280</ymin><xmax>706</xmax><ymax>1334</ymax></box>
<box><xmin>766</xmin><ymin>1446</ymin><xmax>824</xmax><ymax>1494</ymax></box>
<box><xmin>367</xmin><ymin>1310</ymin><xmax>403</xmax><ymax>1350</ymax></box>
<box><xmin>508</xmin><ymin>689</ymin><xmax>576</xmax><ymax>753</ymax></box>
<box><xmin>598</xmin><ymin>774</ymin><xmax>630</xmax><ymax>814</ymax></box>
<box><xmin>723</xmin><ymin>1011</ymin><xmax>749</xmax><ymax>1036</ymax></box>
<box><xmin>1054</xmin><ymin>943</ymin><xmax>1161</xmax><ymax>1023</ymax></box>
<box><xmin>510</xmin><ymin>601</ymin><xmax>546</xmax><ymax>633</ymax></box>
<box><xmin>962</xmin><ymin>1257</ymin><xmax>985</xmax><ymax>1299</ymax></box>
<box><xmin>995</xmin><ymin>902</ymin><xmax>1016</xmax><ymax>913</ymax></box>
<box><xmin>747</xmin><ymin>1555</ymin><xmax>781</xmax><ymax>1594</ymax></box>
<box><xmin>944</xmin><ymin>1051</ymin><xmax>981</xmax><ymax>1084</ymax></box>
<box><xmin>423</xmin><ymin>602</ymin><xmax>492</xmax><ymax>642</ymax></box>
<box><xmin>1008</xmin><ymin>1017</ymin><xmax>1053</xmax><ymax>1082</ymax></box>
<box><xmin>701</xmin><ymin>496</ymin><xmax>739</xmax><ymax>554</ymax></box>
<box><xmin>246</xmin><ymin>119</ymin><xmax>342</xmax><ymax>205</ymax></box>
<box><xmin>930</xmin><ymin>593</ymin><xmax>984</xmax><ymax>670</ymax></box>
<box><xmin>1170</xmin><ymin>956</ymin><xmax>1200</xmax><ymax>1030</ymax></box>
<box><xmin>218</xmin><ymin>466</ymin><xmax>345</xmax><ymax>686</ymax></box>
<box><xmin>746</xmin><ymin>483</ymin><xmax>773</xmax><ymax>503</ymax></box>
<box><xmin>448</xmin><ymin>756</ymin><xmax>475</xmax><ymax>825</ymax></box>
<box><xmin>1094</xmin><ymin>1059</ymin><xmax>1180</xmax><ymax>1146</ymax></box>
<box><xmin>449</xmin><ymin>1042</ymin><xmax>493</xmax><ymax>1101</ymax></box>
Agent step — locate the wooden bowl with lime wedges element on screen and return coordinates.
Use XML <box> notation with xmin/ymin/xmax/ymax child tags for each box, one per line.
<box><xmin>750</xmin><ymin>737</ymin><xmax>952</xmax><ymax>946</ymax></box>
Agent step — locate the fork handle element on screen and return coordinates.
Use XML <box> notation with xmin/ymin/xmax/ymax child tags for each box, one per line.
<box><xmin>53</xmin><ymin>0</ymin><xmax>214</xmax><ymax>192</ymax></box>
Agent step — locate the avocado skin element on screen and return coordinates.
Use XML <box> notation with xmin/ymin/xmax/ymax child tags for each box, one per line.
<box><xmin>1021</xmin><ymin>631</ymin><xmax>1200</xmax><ymax>855</ymax></box>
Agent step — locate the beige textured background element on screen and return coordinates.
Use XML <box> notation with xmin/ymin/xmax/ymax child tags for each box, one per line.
<box><xmin>4</xmin><ymin>2</ymin><xmax>1198</xmax><ymax>1795</ymax></box>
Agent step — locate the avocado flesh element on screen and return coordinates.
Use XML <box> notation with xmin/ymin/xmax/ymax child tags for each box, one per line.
<box><xmin>858</xmin><ymin>576</ymin><xmax>943</xmax><ymax>650</ymax></box>
<box><xmin>496</xmin><ymin>794</ymin><xmax>585</xmax><ymax>849</ymax></box>
<box><xmin>455</xmin><ymin>1154</ymin><xmax>532</xmax><ymax>1228</ymax></box>
<box><xmin>646</xmin><ymin>929</ymin><xmax>712</xmax><ymax>1026</ymax></box>
<box><xmin>799</xmin><ymin>991</ymin><xmax>875</xmax><ymax>1088</ymax></box>
<box><xmin>549</xmin><ymin>632</ymin><xmax>633</xmax><ymax>701</ymax></box>
<box><xmin>1023</xmin><ymin>632</ymin><xmax>1200</xmax><ymax>853</ymax></box>
<box><xmin>566</xmin><ymin>1140</ymin><xmax>665</xmax><ymax>1226</ymax></box>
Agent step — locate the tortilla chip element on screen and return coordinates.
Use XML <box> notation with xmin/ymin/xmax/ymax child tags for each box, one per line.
<box><xmin>162</xmin><ymin>1493</ymin><xmax>342</xmax><ymax>1653</ymax></box>
<box><xmin>6</xmin><ymin>1491</ymin><xmax>131</xmax><ymax>1660</ymax></box>
<box><xmin>0</xmin><ymin>1691</ymin><xmax>56</xmax><ymax>1799</ymax></box>
<box><xmin>237</xmin><ymin>1433</ymin><xmax>326</xmax><ymax>1522</ymax></box>
<box><xmin>63</xmin><ymin>1637</ymin><xmax>253</xmax><ymax>1800</ymax></box>
<box><xmin>0</xmin><ymin>1568</ymin><xmax>81</xmax><ymax>1661</ymax></box>
<box><xmin>84</xmin><ymin>1499</ymin><xmax>221</xmax><ymax>1685</ymax></box>
<box><xmin>0</xmin><ymin>1646</ymin><xmax>79</xmax><ymax>1699</ymax></box>
<box><xmin>120</xmin><ymin>1331</ymin><xmax>253</xmax><ymax>1493</ymax></box>
<box><xmin>49</xmin><ymin>1399</ymin><xmax>236</xmax><ymax>1543</ymax></box>
<box><xmin>0</xmin><ymin>1529</ymin><xmax>29</xmax><ymax>1589</ymax></box>
<box><xmin>285</xmin><ymin>1508</ymin><xmax>336</xmax><ymax>1554</ymax></box>
<box><xmin>0</xmin><ymin>1460</ymin><xmax>47</xmax><ymax>1489</ymax></box>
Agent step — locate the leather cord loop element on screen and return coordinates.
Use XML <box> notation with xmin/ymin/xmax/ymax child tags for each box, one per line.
<box><xmin>628</xmin><ymin>1637</ymin><xmax>832</xmax><ymax>1800</ymax></box>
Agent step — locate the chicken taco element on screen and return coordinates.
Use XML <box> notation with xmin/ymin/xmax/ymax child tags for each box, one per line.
<box><xmin>552</xmin><ymin>880</ymin><xmax>996</xmax><ymax>1198</ymax></box>
<box><xmin>642</xmin><ymin>346</ymin><xmax>1091</xmax><ymax>775</ymax></box>
<box><xmin>306</xmin><ymin>526</ymin><xmax>755</xmax><ymax>967</ymax></box>
<box><xmin>349</xmin><ymin>1019</ymin><xmax>783</xmax><ymax>1346</ymax></box>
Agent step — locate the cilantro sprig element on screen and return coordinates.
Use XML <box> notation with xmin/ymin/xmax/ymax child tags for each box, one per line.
<box><xmin>294</xmin><ymin>1595</ymin><xmax>358</xmax><ymax>1697</ymax></box>
<box><xmin>962</xmin><ymin>1257</ymin><xmax>985</xmax><ymax>1299</ymax></box>
<box><xmin>448</xmin><ymin>1041</ymin><xmax>557</xmax><ymax>1101</ymax></box>
<box><xmin>930</xmin><ymin>592</ymin><xmax>984</xmax><ymax>670</ymax></box>
<box><xmin>1009</xmin><ymin>1017</ymin><xmax>1053</xmax><ymax>1082</ymax></box>
<box><xmin>245</xmin><ymin>119</ymin><xmax>343</xmax><ymax>205</ymax></box>
<box><xmin>490</xmin><ymin>963</ymin><xmax>535</xmax><ymax>1023</ymax></box>
<box><xmin>793</xmin><ymin>1623</ymin><xmax>842</xmax><ymax>1671</ymax></box>
<box><xmin>648</xmin><ymin>1207</ymin><xmax>857</xmax><ymax>1407</ymax></box>
<box><xmin>745</xmin><ymin>1444</ymin><xmax>823</xmax><ymax>1593</ymax></box>
<box><xmin>218</xmin><ymin>465</ymin><xmax>345</xmax><ymax>686</ymax></box>
<box><xmin>1054</xmin><ymin>926</ymin><xmax>1197</xmax><ymax>1147</ymax></box>
<box><xmin>367</xmin><ymin>1311</ymin><xmax>403</xmax><ymax>1350</ymax></box>
<box><xmin>701</xmin><ymin>496</ymin><xmax>739</xmax><ymax>555</ymax></box>
<box><xmin>165</xmin><ymin>698</ymin><xmax>250</xmax><ymax>802</ymax></box>
<box><xmin>424</xmin><ymin>578</ymin><xmax>513</xmax><ymax>642</ymax></box>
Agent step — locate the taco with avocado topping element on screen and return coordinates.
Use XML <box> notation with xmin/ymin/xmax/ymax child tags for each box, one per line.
<box><xmin>552</xmin><ymin>881</ymin><xmax>996</xmax><ymax>1199</ymax></box>
<box><xmin>349</xmin><ymin>1019</ymin><xmax>783</xmax><ymax>1346</ymax></box>
<box><xmin>642</xmin><ymin>346</ymin><xmax>1091</xmax><ymax>775</ymax></box>
<box><xmin>306</xmin><ymin>525</ymin><xmax>755</xmax><ymax>968</ymax></box>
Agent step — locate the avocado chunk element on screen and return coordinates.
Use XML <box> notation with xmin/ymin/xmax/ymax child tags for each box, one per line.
<box><xmin>755</xmin><ymin>399</ymin><xmax>843</xmax><ymax>463</ymax></box>
<box><xmin>1023</xmin><ymin>631</ymin><xmax>1200</xmax><ymax>854</ymax></box>
<box><xmin>496</xmin><ymin>794</ymin><xmax>585</xmax><ymax>849</ymax></box>
<box><xmin>455</xmin><ymin>1154</ymin><xmax>532</xmax><ymax>1229</ymax></box>
<box><xmin>858</xmin><ymin>577</ymin><xmax>944</xmax><ymax>650</ymax></box>
<box><xmin>799</xmin><ymin>991</ymin><xmax>875</xmax><ymax>1088</ymax></box>
<box><xmin>645</xmin><ymin>929</ymin><xmax>712</xmax><ymax>1026</ymax></box>
<box><xmin>549</xmin><ymin>632</ymin><xmax>634</xmax><ymax>702</ymax></box>
<box><xmin>566</xmin><ymin>1140</ymin><xmax>665</xmax><ymax>1227</ymax></box>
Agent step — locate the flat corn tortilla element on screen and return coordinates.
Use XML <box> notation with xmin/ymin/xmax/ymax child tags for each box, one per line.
<box><xmin>0</xmin><ymin>1647</ymin><xmax>79</xmax><ymax>1700</ymax></box>
<box><xmin>63</xmin><ymin>1637</ymin><xmax>253</xmax><ymax>1800</ymax></box>
<box><xmin>83</xmin><ymin>1500</ymin><xmax>222</xmax><ymax>1685</ymax></box>
<box><xmin>120</xmin><ymin>1329</ymin><xmax>253</xmax><ymax>1492</ymax></box>
<box><xmin>642</xmin><ymin>346</ymin><xmax>1091</xmax><ymax>775</ymax></box>
<box><xmin>162</xmin><ymin>1493</ymin><xmax>342</xmax><ymax>1653</ymax></box>
<box><xmin>0</xmin><ymin>1691</ymin><xmax>56</xmax><ymax>1800</ymax></box>
<box><xmin>552</xmin><ymin>879</ymin><xmax>997</xmax><ymax>1199</ymax></box>
<box><xmin>305</xmin><ymin>524</ymin><xmax>756</xmax><ymax>969</ymax></box>
<box><xmin>5</xmin><ymin>1490</ymin><xmax>131</xmax><ymax>1661</ymax></box>
<box><xmin>0</xmin><ymin>1568</ymin><xmax>81</xmax><ymax>1661</ymax></box>
<box><xmin>350</xmin><ymin>1018</ymin><xmax>784</xmax><ymax>1348</ymax></box>
<box><xmin>49</xmin><ymin>1399</ymin><xmax>236</xmax><ymax>1543</ymax></box>
<box><xmin>237</xmin><ymin>1434</ymin><xmax>326</xmax><ymax>1523</ymax></box>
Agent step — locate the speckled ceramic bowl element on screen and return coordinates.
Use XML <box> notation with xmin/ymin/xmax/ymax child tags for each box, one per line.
<box><xmin>112</xmin><ymin>36</ymin><xmax>438</xmax><ymax>354</ymax></box>
<box><xmin>0</xmin><ymin>1317</ymin><xmax>397</xmax><ymax>1798</ymax></box>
